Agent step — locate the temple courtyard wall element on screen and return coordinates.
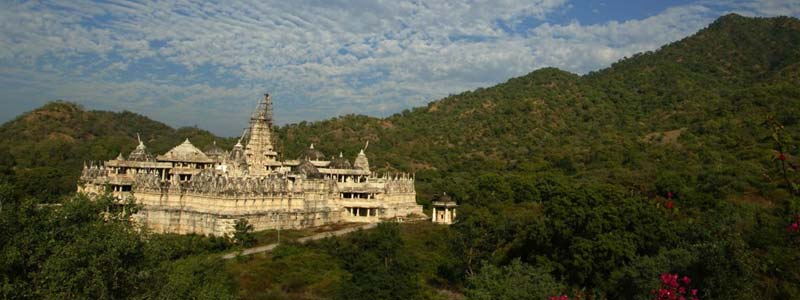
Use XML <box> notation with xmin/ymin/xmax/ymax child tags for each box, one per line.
<box><xmin>80</xmin><ymin>179</ymin><xmax>422</xmax><ymax>236</ymax></box>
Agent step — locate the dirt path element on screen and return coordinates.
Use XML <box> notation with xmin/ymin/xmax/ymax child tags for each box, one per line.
<box><xmin>221</xmin><ymin>223</ymin><xmax>378</xmax><ymax>260</ymax></box>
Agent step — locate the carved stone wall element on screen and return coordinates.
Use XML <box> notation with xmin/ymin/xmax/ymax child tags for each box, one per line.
<box><xmin>80</xmin><ymin>166</ymin><xmax>421</xmax><ymax>236</ymax></box>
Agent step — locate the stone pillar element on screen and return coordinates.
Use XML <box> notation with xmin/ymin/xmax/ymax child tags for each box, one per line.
<box><xmin>450</xmin><ymin>208</ymin><xmax>454</xmax><ymax>223</ymax></box>
<box><xmin>432</xmin><ymin>207</ymin><xmax>437</xmax><ymax>222</ymax></box>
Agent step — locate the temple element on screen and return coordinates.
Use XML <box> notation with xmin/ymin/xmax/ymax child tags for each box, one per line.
<box><xmin>431</xmin><ymin>193</ymin><xmax>457</xmax><ymax>225</ymax></box>
<box><xmin>79</xmin><ymin>94</ymin><xmax>423</xmax><ymax>236</ymax></box>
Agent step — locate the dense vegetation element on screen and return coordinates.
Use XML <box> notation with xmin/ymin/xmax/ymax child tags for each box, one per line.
<box><xmin>1</xmin><ymin>14</ymin><xmax>799</xmax><ymax>299</ymax></box>
<box><xmin>0</xmin><ymin>101</ymin><xmax>236</xmax><ymax>201</ymax></box>
<box><xmin>0</xmin><ymin>191</ymin><xmax>235</xmax><ymax>299</ymax></box>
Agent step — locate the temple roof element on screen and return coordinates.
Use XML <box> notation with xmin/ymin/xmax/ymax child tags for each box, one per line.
<box><xmin>228</xmin><ymin>139</ymin><xmax>245</xmax><ymax>162</ymax></box>
<box><xmin>432</xmin><ymin>193</ymin><xmax>457</xmax><ymax>206</ymax></box>
<box><xmin>353</xmin><ymin>149</ymin><xmax>369</xmax><ymax>171</ymax></box>
<box><xmin>295</xmin><ymin>159</ymin><xmax>321</xmax><ymax>178</ymax></box>
<box><xmin>300</xmin><ymin>143</ymin><xmax>325</xmax><ymax>161</ymax></box>
<box><xmin>204</xmin><ymin>141</ymin><xmax>225</xmax><ymax>161</ymax></box>
<box><xmin>330</xmin><ymin>152</ymin><xmax>352</xmax><ymax>169</ymax></box>
<box><xmin>157</xmin><ymin>139</ymin><xmax>213</xmax><ymax>163</ymax></box>
<box><xmin>128</xmin><ymin>134</ymin><xmax>153</xmax><ymax>161</ymax></box>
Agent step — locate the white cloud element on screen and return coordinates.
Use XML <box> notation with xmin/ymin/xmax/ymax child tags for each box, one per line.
<box><xmin>0</xmin><ymin>0</ymin><xmax>798</xmax><ymax>136</ymax></box>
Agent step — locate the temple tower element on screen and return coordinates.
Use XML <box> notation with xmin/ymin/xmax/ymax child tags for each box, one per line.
<box><xmin>244</xmin><ymin>93</ymin><xmax>279</xmax><ymax>175</ymax></box>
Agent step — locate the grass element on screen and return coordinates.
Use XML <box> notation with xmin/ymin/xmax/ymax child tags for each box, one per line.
<box><xmin>249</xmin><ymin>222</ymin><xmax>369</xmax><ymax>247</ymax></box>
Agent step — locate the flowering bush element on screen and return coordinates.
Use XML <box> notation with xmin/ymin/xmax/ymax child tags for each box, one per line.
<box><xmin>665</xmin><ymin>200</ymin><xmax>675</xmax><ymax>210</ymax></box>
<box><xmin>788</xmin><ymin>214</ymin><xmax>800</xmax><ymax>233</ymax></box>
<box><xmin>652</xmin><ymin>273</ymin><xmax>698</xmax><ymax>300</ymax></box>
<box><xmin>656</xmin><ymin>191</ymin><xmax>676</xmax><ymax>210</ymax></box>
<box><xmin>549</xmin><ymin>295</ymin><xmax>568</xmax><ymax>300</ymax></box>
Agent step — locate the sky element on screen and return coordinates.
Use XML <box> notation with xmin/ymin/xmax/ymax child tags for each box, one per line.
<box><xmin>1</xmin><ymin>0</ymin><xmax>799</xmax><ymax>136</ymax></box>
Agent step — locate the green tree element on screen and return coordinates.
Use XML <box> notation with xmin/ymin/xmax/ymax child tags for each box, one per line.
<box><xmin>233</xmin><ymin>218</ymin><xmax>256</xmax><ymax>247</ymax></box>
<box><xmin>466</xmin><ymin>259</ymin><xmax>563</xmax><ymax>300</ymax></box>
<box><xmin>320</xmin><ymin>223</ymin><xmax>422</xmax><ymax>300</ymax></box>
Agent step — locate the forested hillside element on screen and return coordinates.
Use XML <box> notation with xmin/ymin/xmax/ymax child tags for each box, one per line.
<box><xmin>1</xmin><ymin>14</ymin><xmax>799</xmax><ymax>299</ymax></box>
<box><xmin>0</xmin><ymin>101</ymin><xmax>235</xmax><ymax>201</ymax></box>
<box><xmin>276</xmin><ymin>14</ymin><xmax>800</xmax><ymax>204</ymax></box>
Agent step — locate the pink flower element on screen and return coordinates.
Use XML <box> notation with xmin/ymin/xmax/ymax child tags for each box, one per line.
<box><xmin>655</xmin><ymin>273</ymin><xmax>698</xmax><ymax>300</ymax></box>
<box><xmin>778</xmin><ymin>153</ymin><xmax>786</xmax><ymax>161</ymax></box>
<box><xmin>787</xmin><ymin>222</ymin><xmax>799</xmax><ymax>233</ymax></box>
<box><xmin>659</xmin><ymin>289</ymin><xmax>670</xmax><ymax>297</ymax></box>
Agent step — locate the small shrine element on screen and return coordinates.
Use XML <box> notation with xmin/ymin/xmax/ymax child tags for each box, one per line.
<box><xmin>431</xmin><ymin>193</ymin><xmax>457</xmax><ymax>225</ymax></box>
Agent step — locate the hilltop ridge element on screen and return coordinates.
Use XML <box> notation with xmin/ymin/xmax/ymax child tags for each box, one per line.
<box><xmin>0</xmin><ymin>101</ymin><xmax>234</xmax><ymax>199</ymax></box>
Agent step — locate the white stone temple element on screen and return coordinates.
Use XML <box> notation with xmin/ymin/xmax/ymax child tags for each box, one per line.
<box><xmin>79</xmin><ymin>94</ymin><xmax>423</xmax><ymax>236</ymax></box>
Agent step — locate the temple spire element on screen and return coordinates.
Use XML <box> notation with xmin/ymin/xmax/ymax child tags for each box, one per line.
<box><xmin>243</xmin><ymin>93</ymin><xmax>278</xmax><ymax>175</ymax></box>
<box><xmin>251</xmin><ymin>93</ymin><xmax>273</xmax><ymax>125</ymax></box>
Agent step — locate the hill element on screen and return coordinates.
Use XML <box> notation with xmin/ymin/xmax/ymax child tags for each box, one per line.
<box><xmin>276</xmin><ymin>14</ymin><xmax>800</xmax><ymax>203</ymax></box>
<box><xmin>0</xmin><ymin>101</ymin><xmax>235</xmax><ymax>201</ymax></box>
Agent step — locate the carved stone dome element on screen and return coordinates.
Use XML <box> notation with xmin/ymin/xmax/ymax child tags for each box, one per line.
<box><xmin>330</xmin><ymin>152</ymin><xmax>352</xmax><ymax>169</ymax></box>
<box><xmin>128</xmin><ymin>135</ymin><xmax>153</xmax><ymax>161</ymax></box>
<box><xmin>204</xmin><ymin>141</ymin><xmax>225</xmax><ymax>162</ymax></box>
<box><xmin>295</xmin><ymin>159</ymin><xmax>320</xmax><ymax>177</ymax></box>
<box><xmin>228</xmin><ymin>139</ymin><xmax>246</xmax><ymax>164</ymax></box>
<box><xmin>353</xmin><ymin>149</ymin><xmax>369</xmax><ymax>171</ymax></box>
<box><xmin>157</xmin><ymin>139</ymin><xmax>212</xmax><ymax>162</ymax></box>
<box><xmin>300</xmin><ymin>143</ymin><xmax>325</xmax><ymax>161</ymax></box>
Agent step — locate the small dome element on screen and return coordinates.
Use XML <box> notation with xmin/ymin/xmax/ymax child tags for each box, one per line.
<box><xmin>438</xmin><ymin>192</ymin><xmax>453</xmax><ymax>203</ymax></box>
<box><xmin>204</xmin><ymin>141</ymin><xmax>225</xmax><ymax>162</ymax></box>
<box><xmin>300</xmin><ymin>143</ymin><xmax>325</xmax><ymax>161</ymax></box>
<box><xmin>330</xmin><ymin>152</ymin><xmax>352</xmax><ymax>169</ymax></box>
<box><xmin>295</xmin><ymin>159</ymin><xmax>321</xmax><ymax>177</ymax></box>
<box><xmin>353</xmin><ymin>149</ymin><xmax>369</xmax><ymax>171</ymax></box>
<box><xmin>128</xmin><ymin>134</ymin><xmax>153</xmax><ymax>161</ymax></box>
<box><xmin>157</xmin><ymin>139</ymin><xmax>212</xmax><ymax>162</ymax></box>
<box><xmin>228</xmin><ymin>139</ymin><xmax>245</xmax><ymax>162</ymax></box>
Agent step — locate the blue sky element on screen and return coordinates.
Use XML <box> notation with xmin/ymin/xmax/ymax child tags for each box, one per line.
<box><xmin>1</xmin><ymin>0</ymin><xmax>798</xmax><ymax>136</ymax></box>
